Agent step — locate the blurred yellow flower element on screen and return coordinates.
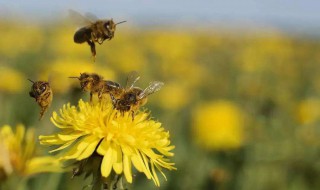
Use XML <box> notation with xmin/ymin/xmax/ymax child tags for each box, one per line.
<box><xmin>40</xmin><ymin>59</ymin><xmax>115</xmax><ymax>93</ymax></box>
<box><xmin>48</xmin><ymin>27</ymin><xmax>89</xmax><ymax>58</ymax></box>
<box><xmin>104</xmin><ymin>43</ymin><xmax>147</xmax><ymax>71</ymax></box>
<box><xmin>0</xmin><ymin>66</ymin><xmax>26</xmax><ymax>93</ymax></box>
<box><xmin>39</xmin><ymin>99</ymin><xmax>176</xmax><ymax>186</ymax></box>
<box><xmin>237</xmin><ymin>33</ymin><xmax>293</xmax><ymax>74</ymax></box>
<box><xmin>0</xmin><ymin>124</ymin><xmax>61</xmax><ymax>180</ymax></box>
<box><xmin>296</xmin><ymin>98</ymin><xmax>320</xmax><ymax>125</ymax></box>
<box><xmin>157</xmin><ymin>82</ymin><xmax>191</xmax><ymax>110</ymax></box>
<box><xmin>146</xmin><ymin>31</ymin><xmax>195</xmax><ymax>62</ymax></box>
<box><xmin>160</xmin><ymin>61</ymin><xmax>206</xmax><ymax>88</ymax></box>
<box><xmin>0</xmin><ymin>23</ymin><xmax>44</xmax><ymax>57</ymax></box>
<box><xmin>192</xmin><ymin>100</ymin><xmax>244</xmax><ymax>150</ymax></box>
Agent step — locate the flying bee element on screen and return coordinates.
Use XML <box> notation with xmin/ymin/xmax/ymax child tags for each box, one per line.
<box><xmin>69</xmin><ymin>10</ymin><xmax>126</xmax><ymax>61</ymax></box>
<box><xmin>69</xmin><ymin>73</ymin><xmax>121</xmax><ymax>102</ymax></box>
<box><xmin>28</xmin><ymin>79</ymin><xmax>53</xmax><ymax>120</ymax></box>
<box><xmin>110</xmin><ymin>71</ymin><xmax>164</xmax><ymax>119</ymax></box>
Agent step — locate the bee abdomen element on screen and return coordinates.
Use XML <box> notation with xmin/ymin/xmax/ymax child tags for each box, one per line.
<box><xmin>74</xmin><ymin>27</ymin><xmax>92</xmax><ymax>43</ymax></box>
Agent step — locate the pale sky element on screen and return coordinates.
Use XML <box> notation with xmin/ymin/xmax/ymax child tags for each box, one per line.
<box><xmin>0</xmin><ymin>0</ymin><xmax>319</xmax><ymax>32</ymax></box>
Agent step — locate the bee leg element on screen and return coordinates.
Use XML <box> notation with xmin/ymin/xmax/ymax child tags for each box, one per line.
<box><xmin>72</xmin><ymin>167</ymin><xmax>81</xmax><ymax>178</ymax></box>
<box><xmin>97</xmin><ymin>38</ymin><xmax>104</xmax><ymax>45</ymax></box>
<box><xmin>90</xmin><ymin>92</ymin><xmax>93</xmax><ymax>102</ymax></box>
<box><xmin>86</xmin><ymin>40</ymin><xmax>96</xmax><ymax>61</ymax></box>
<box><xmin>131</xmin><ymin>110</ymin><xmax>135</xmax><ymax>121</ymax></box>
<box><xmin>91</xmin><ymin>32</ymin><xmax>97</xmax><ymax>41</ymax></box>
<box><xmin>98</xmin><ymin>92</ymin><xmax>103</xmax><ymax>103</ymax></box>
<box><xmin>110</xmin><ymin>94</ymin><xmax>116</xmax><ymax>107</ymax></box>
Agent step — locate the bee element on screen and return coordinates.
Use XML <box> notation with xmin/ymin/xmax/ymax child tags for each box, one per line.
<box><xmin>110</xmin><ymin>71</ymin><xmax>164</xmax><ymax>119</ymax></box>
<box><xmin>28</xmin><ymin>79</ymin><xmax>53</xmax><ymax>120</ymax></box>
<box><xmin>69</xmin><ymin>73</ymin><xmax>121</xmax><ymax>102</ymax></box>
<box><xmin>70</xmin><ymin>10</ymin><xmax>126</xmax><ymax>61</ymax></box>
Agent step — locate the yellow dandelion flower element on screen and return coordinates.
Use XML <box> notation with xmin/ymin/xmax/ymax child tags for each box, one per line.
<box><xmin>0</xmin><ymin>23</ymin><xmax>44</xmax><ymax>58</ymax></box>
<box><xmin>0</xmin><ymin>124</ymin><xmax>62</xmax><ymax>181</ymax></box>
<box><xmin>48</xmin><ymin>27</ymin><xmax>89</xmax><ymax>57</ymax></box>
<box><xmin>0</xmin><ymin>66</ymin><xmax>26</xmax><ymax>93</ymax></box>
<box><xmin>296</xmin><ymin>98</ymin><xmax>320</xmax><ymax>125</ymax></box>
<box><xmin>104</xmin><ymin>43</ymin><xmax>147</xmax><ymax>71</ymax></box>
<box><xmin>146</xmin><ymin>31</ymin><xmax>195</xmax><ymax>62</ymax></box>
<box><xmin>39</xmin><ymin>99</ymin><xmax>176</xmax><ymax>186</ymax></box>
<box><xmin>157</xmin><ymin>82</ymin><xmax>190</xmax><ymax>110</ymax></box>
<box><xmin>192</xmin><ymin>100</ymin><xmax>245</xmax><ymax>150</ymax></box>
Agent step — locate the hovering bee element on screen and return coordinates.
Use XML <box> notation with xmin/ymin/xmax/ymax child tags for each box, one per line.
<box><xmin>110</xmin><ymin>71</ymin><xmax>164</xmax><ymax>119</ymax></box>
<box><xmin>28</xmin><ymin>79</ymin><xmax>53</xmax><ymax>120</ymax></box>
<box><xmin>70</xmin><ymin>10</ymin><xmax>126</xmax><ymax>61</ymax></box>
<box><xmin>69</xmin><ymin>73</ymin><xmax>121</xmax><ymax>102</ymax></box>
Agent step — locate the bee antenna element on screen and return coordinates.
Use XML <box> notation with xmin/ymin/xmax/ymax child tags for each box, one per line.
<box><xmin>27</xmin><ymin>79</ymin><xmax>35</xmax><ymax>83</ymax></box>
<box><xmin>115</xmin><ymin>21</ymin><xmax>127</xmax><ymax>25</ymax></box>
<box><xmin>69</xmin><ymin>76</ymin><xmax>79</xmax><ymax>79</ymax></box>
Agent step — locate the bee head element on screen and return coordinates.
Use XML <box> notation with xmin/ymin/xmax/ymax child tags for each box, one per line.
<box><xmin>103</xmin><ymin>19</ymin><xmax>126</xmax><ymax>39</ymax></box>
<box><xmin>91</xmin><ymin>74</ymin><xmax>102</xmax><ymax>83</ymax></box>
<box><xmin>124</xmin><ymin>92</ymin><xmax>136</xmax><ymax>104</ymax></box>
<box><xmin>80</xmin><ymin>79</ymin><xmax>91</xmax><ymax>91</ymax></box>
<box><xmin>80</xmin><ymin>74</ymin><xmax>97</xmax><ymax>91</ymax></box>
<box><xmin>103</xmin><ymin>19</ymin><xmax>115</xmax><ymax>38</ymax></box>
<box><xmin>36</xmin><ymin>82</ymin><xmax>49</xmax><ymax>95</ymax></box>
<box><xmin>28</xmin><ymin>80</ymin><xmax>49</xmax><ymax>98</ymax></box>
<box><xmin>78</xmin><ymin>73</ymin><xmax>90</xmax><ymax>80</ymax></box>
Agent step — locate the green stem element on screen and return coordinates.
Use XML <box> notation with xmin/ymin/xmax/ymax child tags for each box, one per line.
<box><xmin>102</xmin><ymin>171</ymin><xmax>127</xmax><ymax>190</ymax></box>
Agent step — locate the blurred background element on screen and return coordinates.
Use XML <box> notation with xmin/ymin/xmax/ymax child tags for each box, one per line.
<box><xmin>0</xmin><ymin>0</ymin><xmax>320</xmax><ymax>189</ymax></box>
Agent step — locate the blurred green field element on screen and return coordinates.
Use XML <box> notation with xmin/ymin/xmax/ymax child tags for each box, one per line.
<box><xmin>0</xmin><ymin>20</ymin><xmax>320</xmax><ymax>190</ymax></box>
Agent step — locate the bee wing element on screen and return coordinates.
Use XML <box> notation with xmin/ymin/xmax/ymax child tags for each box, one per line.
<box><xmin>84</xmin><ymin>12</ymin><xmax>99</xmax><ymax>22</ymax></box>
<box><xmin>106</xmin><ymin>80</ymin><xmax>121</xmax><ymax>89</ymax></box>
<box><xmin>138</xmin><ymin>81</ymin><xmax>164</xmax><ymax>100</ymax></box>
<box><xmin>125</xmin><ymin>71</ymin><xmax>140</xmax><ymax>90</ymax></box>
<box><xmin>68</xmin><ymin>9</ymin><xmax>94</xmax><ymax>26</ymax></box>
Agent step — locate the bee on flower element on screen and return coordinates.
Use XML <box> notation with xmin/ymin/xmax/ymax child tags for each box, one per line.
<box><xmin>39</xmin><ymin>99</ymin><xmax>176</xmax><ymax>189</ymax></box>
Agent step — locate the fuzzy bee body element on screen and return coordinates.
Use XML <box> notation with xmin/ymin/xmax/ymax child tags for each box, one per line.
<box><xmin>70</xmin><ymin>73</ymin><xmax>121</xmax><ymax>102</ymax></box>
<box><xmin>28</xmin><ymin>80</ymin><xmax>53</xmax><ymax>120</ymax></box>
<box><xmin>112</xmin><ymin>87</ymin><xmax>142</xmax><ymax>113</ymax></box>
<box><xmin>73</xmin><ymin>27</ymin><xmax>92</xmax><ymax>44</ymax></box>
<box><xmin>103</xmin><ymin>80</ymin><xmax>122</xmax><ymax>98</ymax></box>
<box><xmin>70</xmin><ymin>10</ymin><xmax>126</xmax><ymax>61</ymax></box>
<box><xmin>110</xmin><ymin>72</ymin><xmax>163</xmax><ymax>119</ymax></box>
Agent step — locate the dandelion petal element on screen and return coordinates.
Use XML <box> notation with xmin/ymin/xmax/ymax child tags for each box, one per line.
<box><xmin>77</xmin><ymin>137</ymin><xmax>101</xmax><ymax>160</ymax></box>
<box><xmin>101</xmin><ymin>146</ymin><xmax>113</xmax><ymax>177</ymax></box>
<box><xmin>97</xmin><ymin>139</ymin><xmax>109</xmax><ymax>155</ymax></box>
<box><xmin>112</xmin><ymin>144</ymin><xmax>123</xmax><ymax>174</ymax></box>
<box><xmin>123</xmin><ymin>154</ymin><xmax>132</xmax><ymax>183</ymax></box>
